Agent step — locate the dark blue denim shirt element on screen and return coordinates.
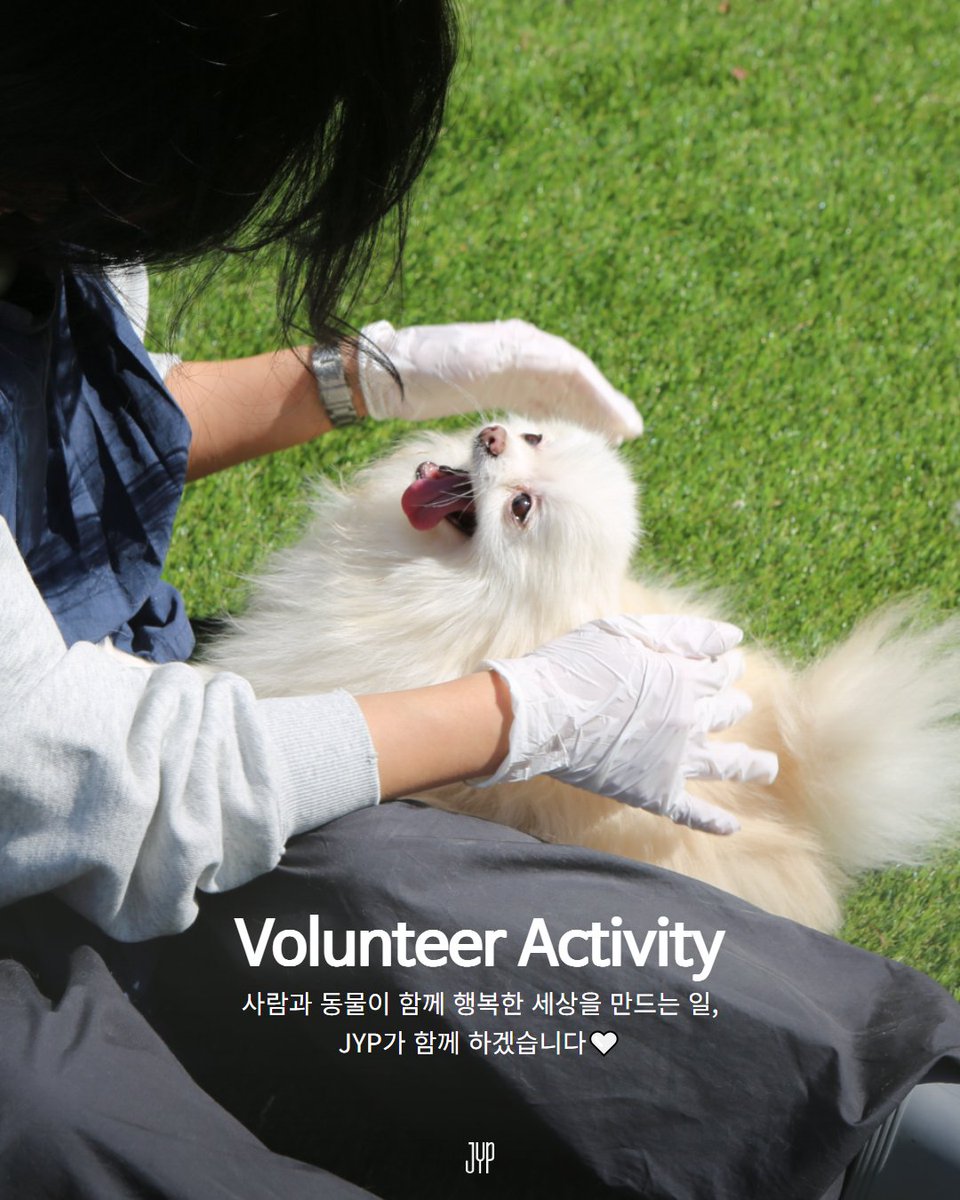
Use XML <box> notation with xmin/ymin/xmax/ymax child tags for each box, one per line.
<box><xmin>0</xmin><ymin>264</ymin><xmax>193</xmax><ymax>662</ymax></box>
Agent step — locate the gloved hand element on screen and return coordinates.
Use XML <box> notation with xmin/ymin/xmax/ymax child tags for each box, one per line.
<box><xmin>475</xmin><ymin>614</ymin><xmax>779</xmax><ymax>834</ymax></box>
<box><xmin>358</xmin><ymin>319</ymin><xmax>644</xmax><ymax>441</ymax></box>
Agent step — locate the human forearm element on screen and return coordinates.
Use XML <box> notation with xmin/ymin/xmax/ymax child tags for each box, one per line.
<box><xmin>355</xmin><ymin>671</ymin><xmax>513</xmax><ymax>800</ymax></box>
<box><xmin>0</xmin><ymin>518</ymin><xmax>380</xmax><ymax>940</ymax></box>
<box><xmin>0</xmin><ymin>508</ymin><xmax>513</xmax><ymax>938</ymax></box>
<box><xmin>167</xmin><ymin>345</ymin><xmax>365</xmax><ymax>480</ymax></box>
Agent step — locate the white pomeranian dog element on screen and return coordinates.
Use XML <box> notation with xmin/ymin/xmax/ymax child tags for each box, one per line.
<box><xmin>204</xmin><ymin>416</ymin><xmax>960</xmax><ymax>931</ymax></box>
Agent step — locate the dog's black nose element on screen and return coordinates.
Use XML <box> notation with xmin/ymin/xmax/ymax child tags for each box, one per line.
<box><xmin>478</xmin><ymin>425</ymin><xmax>506</xmax><ymax>457</ymax></box>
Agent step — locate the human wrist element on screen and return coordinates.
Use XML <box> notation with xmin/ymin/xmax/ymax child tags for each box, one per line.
<box><xmin>355</xmin><ymin>671</ymin><xmax>513</xmax><ymax>800</ymax></box>
<box><xmin>309</xmin><ymin>341</ymin><xmax>367</xmax><ymax>427</ymax></box>
<box><xmin>340</xmin><ymin>337</ymin><xmax>368</xmax><ymax>418</ymax></box>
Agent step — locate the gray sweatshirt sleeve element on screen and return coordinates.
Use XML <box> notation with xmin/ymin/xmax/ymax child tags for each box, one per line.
<box><xmin>0</xmin><ymin>519</ymin><xmax>380</xmax><ymax>941</ymax></box>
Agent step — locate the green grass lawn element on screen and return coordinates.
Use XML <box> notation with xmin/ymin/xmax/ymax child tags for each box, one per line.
<box><xmin>151</xmin><ymin>0</ymin><xmax>960</xmax><ymax>997</ymax></box>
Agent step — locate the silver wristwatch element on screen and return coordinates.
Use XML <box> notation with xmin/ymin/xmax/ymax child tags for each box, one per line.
<box><xmin>310</xmin><ymin>344</ymin><xmax>359</xmax><ymax>428</ymax></box>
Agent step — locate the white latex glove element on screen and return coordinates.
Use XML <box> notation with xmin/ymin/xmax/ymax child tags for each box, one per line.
<box><xmin>476</xmin><ymin>614</ymin><xmax>779</xmax><ymax>834</ymax></box>
<box><xmin>358</xmin><ymin>319</ymin><xmax>644</xmax><ymax>441</ymax></box>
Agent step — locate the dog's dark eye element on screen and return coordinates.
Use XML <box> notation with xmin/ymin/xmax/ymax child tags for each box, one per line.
<box><xmin>522</xmin><ymin>433</ymin><xmax>542</xmax><ymax>446</ymax></box>
<box><xmin>511</xmin><ymin>493</ymin><xmax>533</xmax><ymax>523</ymax></box>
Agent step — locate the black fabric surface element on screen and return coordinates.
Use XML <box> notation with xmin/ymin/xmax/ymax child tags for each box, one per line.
<box><xmin>2</xmin><ymin>801</ymin><xmax>958</xmax><ymax>1199</ymax></box>
<box><xmin>0</xmin><ymin>948</ymin><xmax>379</xmax><ymax>1199</ymax></box>
<box><xmin>148</xmin><ymin>803</ymin><xmax>960</xmax><ymax>1199</ymax></box>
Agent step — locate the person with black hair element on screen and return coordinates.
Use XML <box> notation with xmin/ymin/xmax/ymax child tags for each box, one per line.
<box><xmin>0</xmin><ymin>0</ymin><xmax>765</xmax><ymax>940</ymax></box>
<box><xmin>0</xmin><ymin>5</ymin><xmax>958</xmax><ymax>1198</ymax></box>
<box><xmin>0</xmin><ymin>0</ymin><xmax>755</xmax><ymax>1187</ymax></box>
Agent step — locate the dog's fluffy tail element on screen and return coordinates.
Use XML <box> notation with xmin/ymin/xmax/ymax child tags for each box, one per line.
<box><xmin>789</xmin><ymin>606</ymin><xmax>960</xmax><ymax>873</ymax></box>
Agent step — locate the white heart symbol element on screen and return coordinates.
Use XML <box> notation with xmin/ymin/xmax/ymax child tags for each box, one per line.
<box><xmin>590</xmin><ymin>1031</ymin><xmax>618</xmax><ymax>1056</ymax></box>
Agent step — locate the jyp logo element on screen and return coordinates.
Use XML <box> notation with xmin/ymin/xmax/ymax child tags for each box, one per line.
<box><xmin>465</xmin><ymin>1140</ymin><xmax>495</xmax><ymax>1174</ymax></box>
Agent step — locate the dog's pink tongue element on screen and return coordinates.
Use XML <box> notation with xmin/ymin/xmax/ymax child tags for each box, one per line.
<box><xmin>401</xmin><ymin>464</ymin><xmax>472</xmax><ymax>531</ymax></box>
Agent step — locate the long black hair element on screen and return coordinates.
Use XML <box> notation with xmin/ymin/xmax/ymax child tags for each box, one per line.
<box><xmin>0</xmin><ymin>1</ymin><xmax>458</xmax><ymax>340</ymax></box>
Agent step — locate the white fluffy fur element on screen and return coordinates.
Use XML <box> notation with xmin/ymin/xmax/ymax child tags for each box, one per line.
<box><xmin>204</xmin><ymin>416</ymin><xmax>960</xmax><ymax>931</ymax></box>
